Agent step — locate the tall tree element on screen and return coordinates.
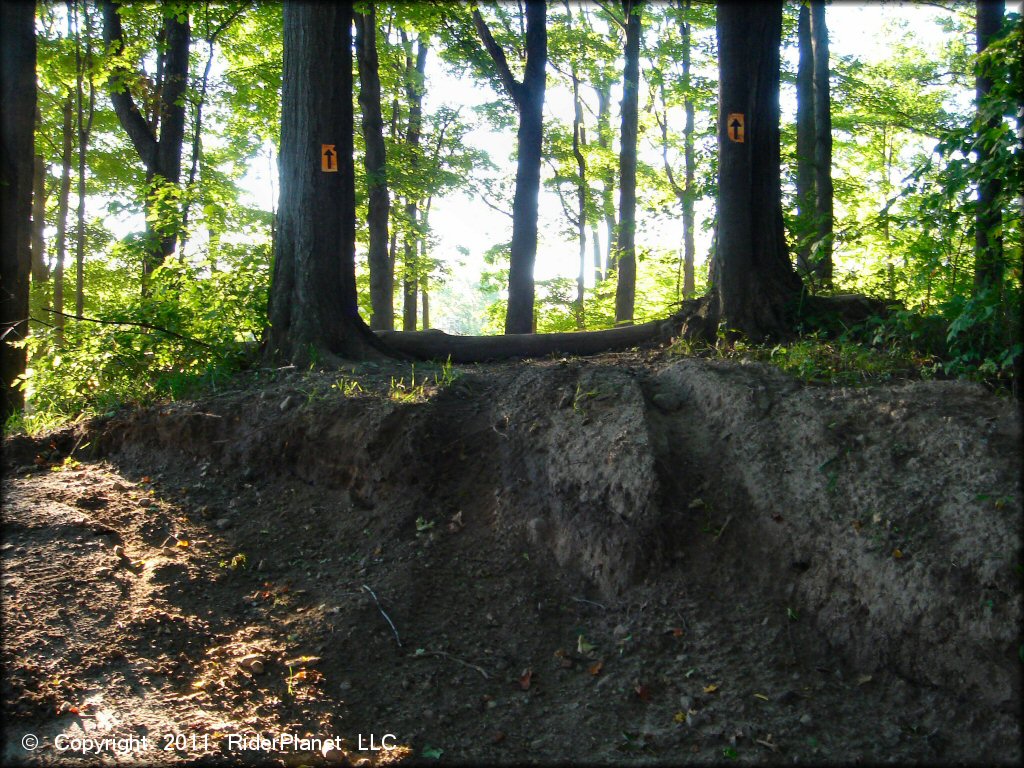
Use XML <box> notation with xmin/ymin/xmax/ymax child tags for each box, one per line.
<box><xmin>472</xmin><ymin>2</ymin><xmax>547</xmax><ymax>334</ymax></box>
<box><xmin>810</xmin><ymin>0</ymin><xmax>834</xmax><ymax>286</ymax></box>
<box><xmin>713</xmin><ymin>1</ymin><xmax>802</xmax><ymax>340</ymax></box>
<box><xmin>614</xmin><ymin>0</ymin><xmax>643</xmax><ymax>326</ymax></box>
<box><xmin>794</xmin><ymin>2</ymin><xmax>816</xmax><ymax>278</ymax></box>
<box><xmin>264</xmin><ymin>2</ymin><xmax>385</xmax><ymax>364</ymax></box>
<box><xmin>1</xmin><ymin>0</ymin><xmax>37</xmax><ymax>420</ymax></box>
<box><xmin>53</xmin><ymin>94</ymin><xmax>74</xmax><ymax>335</ymax></box>
<box><xmin>679</xmin><ymin>0</ymin><xmax>697</xmax><ymax>299</ymax></box>
<box><xmin>400</xmin><ymin>32</ymin><xmax>428</xmax><ymax>332</ymax></box>
<box><xmin>355</xmin><ymin>4</ymin><xmax>393</xmax><ymax>331</ymax></box>
<box><xmin>101</xmin><ymin>0</ymin><xmax>190</xmax><ymax>280</ymax></box>
<box><xmin>72</xmin><ymin>0</ymin><xmax>96</xmax><ymax>317</ymax></box>
<box><xmin>31</xmin><ymin>108</ymin><xmax>49</xmax><ymax>285</ymax></box>
<box><xmin>973</xmin><ymin>0</ymin><xmax>1005</xmax><ymax>295</ymax></box>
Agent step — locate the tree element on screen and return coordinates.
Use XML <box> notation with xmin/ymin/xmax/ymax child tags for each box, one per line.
<box><xmin>355</xmin><ymin>4</ymin><xmax>393</xmax><ymax>331</ymax></box>
<box><xmin>974</xmin><ymin>0</ymin><xmax>1005</xmax><ymax>295</ymax></box>
<box><xmin>101</xmin><ymin>0</ymin><xmax>190</xmax><ymax>280</ymax></box>
<box><xmin>1</xmin><ymin>0</ymin><xmax>37</xmax><ymax>420</ymax></box>
<box><xmin>472</xmin><ymin>2</ymin><xmax>547</xmax><ymax>334</ymax></box>
<box><xmin>614</xmin><ymin>0</ymin><xmax>643</xmax><ymax>326</ymax></box>
<box><xmin>263</xmin><ymin>2</ymin><xmax>385</xmax><ymax>365</ymax></box>
<box><xmin>810</xmin><ymin>0</ymin><xmax>834</xmax><ymax>286</ymax></box>
<box><xmin>713</xmin><ymin>1</ymin><xmax>802</xmax><ymax>340</ymax></box>
<box><xmin>400</xmin><ymin>31</ymin><xmax>428</xmax><ymax>332</ymax></box>
<box><xmin>794</xmin><ymin>2</ymin><xmax>816</xmax><ymax>277</ymax></box>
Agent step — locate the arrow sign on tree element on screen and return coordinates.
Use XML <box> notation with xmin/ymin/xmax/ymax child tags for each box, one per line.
<box><xmin>322</xmin><ymin>144</ymin><xmax>338</xmax><ymax>172</ymax></box>
<box><xmin>727</xmin><ymin>113</ymin><xmax>745</xmax><ymax>143</ymax></box>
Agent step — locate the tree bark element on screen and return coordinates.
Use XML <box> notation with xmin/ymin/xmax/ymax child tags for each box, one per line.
<box><xmin>614</xmin><ymin>0</ymin><xmax>642</xmax><ymax>326</ymax></box>
<box><xmin>713</xmin><ymin>1</ymin><xmax>802</xmax><ymax>341</ymax></box>
<box><xmin>263</xmin><ymin>2</ymin><xmax>388</xmax><ymax>365</ymax></box>
<box><xmin>810</xmin><ymin>0</ymin><xmax>834</xmax><ymax>286</ymax></box>
<box><xmin>473</xmin><ymin>2</ymin><xmax>547</xmax><ymax>334</ymax></box>
<box><xmin>356</xmin><ymin>5</ymin><xmax>393</xmax><ymax>331</ymax></box>
<box><xmin>74</xmin><ymin>0</ymin><xmax>95</xmax><ymax>317</ymax></box>
<box><xmin>1</xmin><ymin>0</ymin><xmax>36</xmax><ymax>420</ymax></box>
<box><xmin>974</xmin><ymin>0</ymin><xmax>1005</xmax><ymax>295</ymax></box>
<box><xmin>795</xmin><ymin>2</ymin><xmax>816</xmax><ymax>279</ymax></box>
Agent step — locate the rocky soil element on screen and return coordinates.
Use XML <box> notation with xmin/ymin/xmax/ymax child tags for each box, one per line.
<box><xmin>2</xmin><ymin>350</ymin><xmax>1021</xmax><ymax>765</ymax></box>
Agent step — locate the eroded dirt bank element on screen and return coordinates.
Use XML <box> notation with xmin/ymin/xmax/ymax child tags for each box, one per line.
<box><xmin>2</xmin><ymin>353</ymin><xmax>1021</xmax><ymax>765</ymax></box>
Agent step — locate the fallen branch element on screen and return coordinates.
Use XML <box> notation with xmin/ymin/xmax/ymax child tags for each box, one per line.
<box><xmin>361</xmin><ymin>584</ymin><xmax>401</xmax><ymax>648</ymax></box>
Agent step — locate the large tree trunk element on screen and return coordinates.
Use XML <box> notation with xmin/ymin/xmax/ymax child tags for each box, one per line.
<box><xmin>795</xmin><ymin>2</ymin><xmax>816</xmax><ymax>279</ymax></box>
<box><xmin>596</xmin><ymin>81</ymin><xmax>615</xmax><ymax>280</ymax></box>
<box><xmin>974</xmin><ymin>0</ymin><xmax>1005</xmax><ymax>295</ymax></box>
<box><xmin>713</xmin><ymin>1</ymin><xmax>802</xmax><ymax>341</ymax></box>
<box><xmin>263</xmin><ymin>2</ymin><xmax>387</xmax><ymax>365</ymax></box>
<box><xmin>102</xmin><ymin>0</ymin><xmax>189</xmax><ymax>280</ymax></box>
<box><xmin>508</xmin><ymin>3</ymin><xmax>547</xmax><ymax>334</ymax></box>
<box><xmin>810</xmin><ymin>0</ymin><xmax>834</xmax><ymax>286</ymax></box>
<box><xmin>1</xmin><ymin>0</ymin><xmax>37</xmax><ymax>420</ymax></box>
<box><xmin>614</xmin><ymin>0</ymin><xmax>642</xmax><ymax>326</ymax></box>
<box><xmin>355</xmin><ymin>5</ymin><xmax>393</xmax><ymax>331</ymax></box>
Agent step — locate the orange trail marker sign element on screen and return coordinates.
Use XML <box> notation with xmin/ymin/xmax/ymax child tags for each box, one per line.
<box><xmin>727</xmin><ymin>113</ymin><xmax>744</xmax><ymax>143</ymax></box>
<box><xmin>321</xmin><ymin>144</ymin><xmax>337</xmax><ymax>172</ymax></box>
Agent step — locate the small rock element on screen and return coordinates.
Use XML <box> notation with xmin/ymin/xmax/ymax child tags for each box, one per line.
<box><xmin>799</xmin><ymin>713</ymin><xmax>813</xmax><ymax>726</ymax></box>
<box><xmin>214</xmin><ymin>518</ymin><xmax>232</xmax><ymax>530</ymax></box>
<box><xmin>138</xmin><ymin>498</ymin><xmax>153</xmax><ymax>508</ymax></box>
<box><xmin>238</xmin><ymin>654</ymin><xmax>266</xmax><ymax>674</ymax></box>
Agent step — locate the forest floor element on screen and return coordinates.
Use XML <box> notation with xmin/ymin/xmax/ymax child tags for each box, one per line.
<box><xmin>1</xmin><ymin>349</ymin><xmax>1021</xmax><ymax>766</ymax></box>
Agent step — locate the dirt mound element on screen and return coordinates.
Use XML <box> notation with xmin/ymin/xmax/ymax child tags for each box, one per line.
<box><xmin>3</xmin><ymin>353</ymin><xmax>1021</xmax><ymax>765</ymax></box>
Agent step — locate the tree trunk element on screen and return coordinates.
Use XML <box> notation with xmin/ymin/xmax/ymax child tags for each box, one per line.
<box><xmin>596</xmin><ymin>81</ymin><xmax>615</xmax><ymax>279</ymax></box>
<box><xmin>356</xmin><ymin>5</ymin><xmax>393</xmax><ymax>331</ymax></box>
<box><xmin>795</xmin><ymin>2</ymin><xmax>816</xmax><ymax>279</ymax></box>
<box><xmin>263</xmin><ymin>2</ymin><xmax>388</xmax><ymax>365</ymax></box>
<box><xmin>614</xmin><ymin>0</ymin><xmax>642</xmax><ymax>326</ymax></box>
<box><xmin>74</xmin><ymin>0</ymin><xmax>95</xmax><ymax>317</ymax></box>
<box><xmin>101</xmin><ymin>0</ymin><xmax>190</xmax><ymax>280</ymax></box>
<box><xmin>400</xmin><ymin>35</ymin><xmax>427</xmax><ymax>333</ymax></box>
<box><xmin>974</xmin><ymin>0</ymin><xmax>1005</xmax><ymax>295</ymax></box>
<box><xmin>1</xmin><ymin>0</ymin><xmax>36</xmax><ymax>420</ymax></box>
<box><xmin>54</xmin><ymin>94</ymin><xmax>74</xmax><ymax>336</ymax></box>
<box><xmin>502</xmin><ymin>3</ymin><xmax>547</xmax><ymax>334</ymax></box>
<box><xmin>713</xmin><ymin>1</ymin><xmax>802</xmax><ymax>341</ymax></box>
<box><xmin>681</xmin><ymin>1</ymin><xmax>696</xmax><ymax>299</ymax></box>
<box><xmin>421</xmin><ymin>278</ymin><xmax>430</xmax><ymax>330</ymax></box>
<box><xmin>31</xmin><ymin>147</ymin><xmax>48</xmax><ymax>284</ymax></box>
<box><xmin>566</xmin><ymin>1</ymin><xmax>587</xmax><ymax>330</ymax></box>
<box><xmin>810</xmin><ymin>0</ymin><xmax>833</xmax><ymax>286</ymax></box>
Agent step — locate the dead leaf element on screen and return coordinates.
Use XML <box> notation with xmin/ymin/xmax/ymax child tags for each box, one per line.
<box><xmin>672</xmin><ymin>627</ymin><xmax>684</xmax><ymax>638</ymax></box>
<box><xmin>892</xmin><ymin>548</ymin><xmax>903</xmax><ymax>559</ymax></box>
<box><xmin>772</xmin><ymin>513</ymin><xmax>784</xmax><ymax>523</ymax></box>
<box><xmin>754</xmin><ymin>692</ymin><xmax>769</xmax><ymax>701</ymax></box>
<box><xmin>176</xmin><ymin>540</ymin><xmax>190</xmax><ymax>548</ymax></box>
<box><xmin>703</xmin><ymin>683</ymin><xmax>719</xmax><ymax>694</ymax></box>
<box><xmin>588</xmin><ymin>660</ymin><xmax>603</xmax><ymax>676</ymax></box>
<box><xmin>492</xmin><ymin>731</ymin><xmax>505</xmax><ymax>744</ymax></box>
<box><xmin>634</xmin><ymin>683</ymin><xmax>651</xmax><ymax>701</ymax></box>
<box><xmin>673</xmin><ymin>711</ymin><xmax>687</xmax><ymax>724</ymax></box>
<box><xmin>576</xmin><ymin>634</ymin><xmax>594</xmax><ymax>654</ymax></box>
<box><xmin>518</xmin><ymin>669</ymin><xmax>533</xmax><ymax>690</ymax></box>
<box><xmin>856</xmin><ymin>674</ymin><xmax>873</xmax><ymax>685</ymax></box>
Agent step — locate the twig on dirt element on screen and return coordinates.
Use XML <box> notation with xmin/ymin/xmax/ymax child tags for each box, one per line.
<box><xmin>416</xmin><ymin>649</ymin><xmax>490</xmax><ymax>680</ymax></box>
<box><xmin>571</xmin><ymin>597</ymin><xmax>607</xmax><ymax>610</ymax></box>
<box><xmin>713</xmin><ymin>515</ymin><xmax>733</xmax><ymax>542</ymax></box>
<box><xmin>361</xmin><ymin>584</ymin><xmax>401</xmax><ymax>648</ymax></box>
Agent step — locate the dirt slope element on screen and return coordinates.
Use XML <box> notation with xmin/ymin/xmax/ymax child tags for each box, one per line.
<box><xmin>2</xmin><ymin>352</ymin><xmax>1020</xmax><ymax>765</ymax></box>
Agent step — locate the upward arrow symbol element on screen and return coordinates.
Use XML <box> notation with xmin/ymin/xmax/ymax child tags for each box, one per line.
<box><xmin>323</xmin><ymin>148</ymin><xmax>335</xmax><ymax>169</ymax></box>
<box><xmin>730</xmin><ymin>118</ymin><xmax>742</xmax><ymax>141</ymax></box>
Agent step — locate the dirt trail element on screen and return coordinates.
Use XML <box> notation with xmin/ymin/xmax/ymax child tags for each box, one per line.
<box><xmin>2</xmin><ymin>353</ymin><xmax>1020</xmax><ymax>765</ymax></box>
